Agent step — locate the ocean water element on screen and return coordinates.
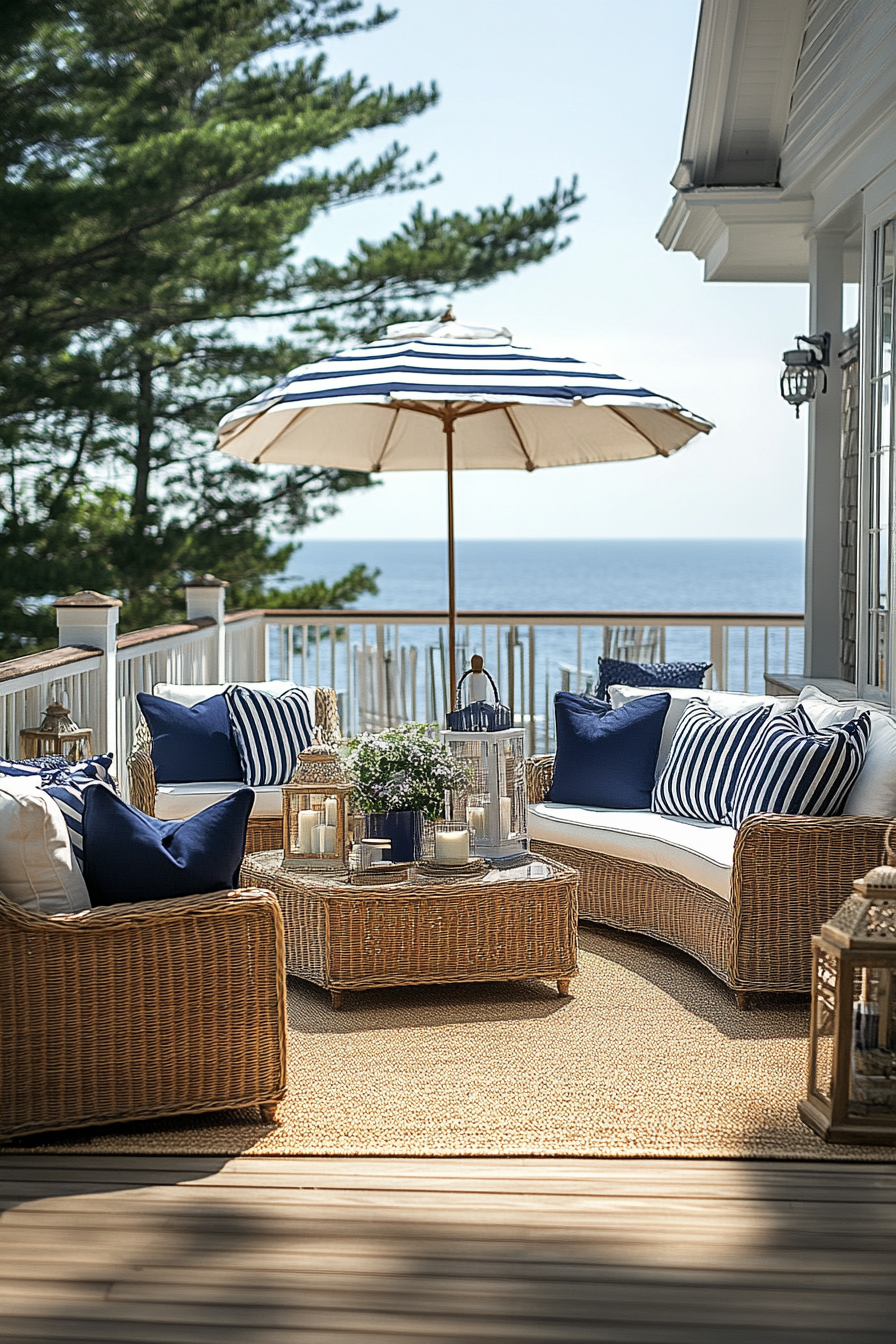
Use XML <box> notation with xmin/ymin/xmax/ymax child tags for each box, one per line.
<box><xmin>284</xmin><ymin>539</ymin><xmax>804</xmax><ymax>614</ymax></box>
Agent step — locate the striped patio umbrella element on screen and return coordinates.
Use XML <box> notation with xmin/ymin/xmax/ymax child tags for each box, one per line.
<box><xmin>216</xmin><ymin>313</ymin><xmax>713</xmax><ymax>697</ymax></box>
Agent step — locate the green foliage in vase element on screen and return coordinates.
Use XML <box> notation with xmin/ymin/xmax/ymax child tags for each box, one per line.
<box><xmin>345</xmin><ymin>723</ymin><xmax>470</xmax><ymax>821</ymax></box>
<box><xmin>0</xmin><ymin>0</ymin><xmax>580</xmax><ymax>656</ymax></box>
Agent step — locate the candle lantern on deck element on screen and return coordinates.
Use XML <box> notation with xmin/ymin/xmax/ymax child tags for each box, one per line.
<box><xmin>442</xmin><ymin>657</ymin><xmax>528</xmax><ymax>861</ymax></box>
<box><xmin>282</xmin><ymin>735</ymin><xmax>352</xmax><ymax>876</ymax></box>
<box><xmin>19</xmin><ymin>701</ymin><xmax>93</xmax><ymax>764</ymax></box>
<box><xmin>800</xmin><ymin>865</ymin><xmax>896</xmax><ymax>1147</ymax></box>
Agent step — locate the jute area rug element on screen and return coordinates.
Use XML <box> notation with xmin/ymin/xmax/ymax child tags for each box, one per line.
<box><xmin>18</xmin><ymin>926</ymin><xmax>896</xmax><ymax>1159</ymax></box>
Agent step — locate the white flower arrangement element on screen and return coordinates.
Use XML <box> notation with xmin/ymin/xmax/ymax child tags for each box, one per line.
<box><xmin>345</xmin><ymin>722</ymin><xmax>470</xmax><ymax>821</ymax></box>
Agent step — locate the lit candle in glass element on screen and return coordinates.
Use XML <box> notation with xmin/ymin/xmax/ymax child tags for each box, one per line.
<box><xmin>434</xmin><ymin>828</ymin><xmax>470</xmax><ymax>865</ymax></box>
<box><xmin>324</xmin><ymin>797</ymin><xmax>338</xmax><ymax>827</ymax></box>
<box><xmin>499</xmin><ymin>797</ymin><xmax>512</xmax><ymax>839</ymax></box>
<box><xmin>468</xmin><ymin>806</ymin><xmax>486</xmax><ymax>839</ymax></box>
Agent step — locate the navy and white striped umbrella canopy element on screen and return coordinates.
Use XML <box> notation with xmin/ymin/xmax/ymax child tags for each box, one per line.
<box><xmin>216</xmin><ymin>318</ymin><xmax>713</xmax><ymax>470</ymax></box>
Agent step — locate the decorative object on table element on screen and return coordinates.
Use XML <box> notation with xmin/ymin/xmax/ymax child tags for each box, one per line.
<box><xmin>348</xmin><ymin>861</ymin><xmax>411</xmax><ymax>886</ymax></box>
<box><xmin>282</xmin><ymin>734</ymin><xmax>352</xmax><ymax>875</ymax></box>
<box><xmin>413</xmin><ymin>855</ymin><xmax>488</xmax><ymax>883</ymax></box>
<box><xmin>441</xmin><ymin>659</ymin><xmax>528</xmax><ymax>861</ymax></box>
<box><xmin>800</xmin><ymin>854</ymin><xmax>896</xmax><ymax>1146</ymax></box>
<box><xmin>446</xmin><ymin>657</ymin><xmax>512</xmax><ymax>732</ymax></box>
<box><xmin>594</xmin><ymin>657</ymin><xmax>712</xmax><ymax>704</ymax></box>
<box><xmin>345</xmin><ymin>722</ymin><xmax>470</xmax><ymax>864</ymax></box>
<box><xmin>432</xmin><ymin>819</ymin><xmax>472</xmax><ymax>865</ymax></box>
<box><xmin>19</xmin><ymin>702</ymin><xmax>92</xmax><ymax>764</ymax></box>
<box><xmin>354</xmin><ymin>838</ymin><xmax>392</xmax><ymax>870</ymax></box>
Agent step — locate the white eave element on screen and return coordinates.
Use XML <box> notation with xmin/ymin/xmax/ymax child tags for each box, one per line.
<box><xmin>658</xmin><ymin>186</ymin><xmax>813</xmax><ymax>281</ymax></box>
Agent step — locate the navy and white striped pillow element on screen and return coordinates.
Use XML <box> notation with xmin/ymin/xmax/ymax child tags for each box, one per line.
<box><xmin>40</xmin><ymin>754</ymin><xmax>118</xmax><ymax>872</ymax></box>
<box><xmin>727</xmin><ymin>705</ymin><xmax>871</xmax><ymax>829</ymax></box>
<box><xmin>224</xmin><ymin>685</ymin><xmax>314</xmax><ymax>787</ymax></box>
<box><xmin>652</xmin><ymin>699</ymin><xmax>772</xmax><ymax>823</ymax></box>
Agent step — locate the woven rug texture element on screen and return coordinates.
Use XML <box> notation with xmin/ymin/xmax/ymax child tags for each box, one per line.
<box><xmin>15</xmin><ymin>926</ymin><xmax>896</xmax><ymax>1159</ymax></box>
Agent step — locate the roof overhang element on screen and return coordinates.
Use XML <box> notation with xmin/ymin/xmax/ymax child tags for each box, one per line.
<box><xmin>658</xmin><ymin>186</ymin><xmax>813</xmax><ymax>281</ymax></box>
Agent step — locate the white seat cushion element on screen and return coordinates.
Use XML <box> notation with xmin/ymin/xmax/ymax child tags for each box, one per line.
<box><xmin>154</xmin><ymin>782</ymin><xmax>283</xmax><ymax>821</ymax></box>
<box><xmin>152</xmin><ymin>680</ymin><xmax>300</xmax><ymax>707</ymax></box>
<box><xmin>528</xmin><ymin>801</ymin><xmax>736</xmax><ymax>902</ymax></box>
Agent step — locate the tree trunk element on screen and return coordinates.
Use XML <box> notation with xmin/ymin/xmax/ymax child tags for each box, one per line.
<box><xmin>132</xmin><ymin>353</ymin><xmax>154</xmax><ymax>532</ymax></box>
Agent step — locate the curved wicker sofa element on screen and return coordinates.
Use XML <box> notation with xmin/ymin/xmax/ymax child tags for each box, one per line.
<box><xmin>0</xmin><ymin>886</ymin><xmax>287</xmax><ymax>1142</ymax></box>
<box><xmin>128</xmin><ymin>686</ymin><xmax>340</xmax><ymax>854</ymax></box>
<box><xmin>525</xmin><ymin>754</ymin><xmax>889</xmax><ymax>1006</ymax></box>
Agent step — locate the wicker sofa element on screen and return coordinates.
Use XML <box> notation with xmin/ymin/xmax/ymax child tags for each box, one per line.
<box><xmin>0</xmin><ymin>885</ymin><xmax>288</xmax><ymax>1142</ymax></box>
<box><xmin>525</xmin><ymin>754</ymin><xmax>889</xmax><ymax>1006</ymax></box>
<box><xmin>128</xmin><ymin>684</ymin><xmax>340</xmax><ymax>854</ymax></box>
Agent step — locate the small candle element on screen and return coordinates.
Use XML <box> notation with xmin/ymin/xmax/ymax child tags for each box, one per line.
<box><xmin>324</xmin><ymin>797</ymin><xmax>338</xmax><ymax>827</ymax></box>
<box><xmin>321</xmin><ymin>824</ymin><xmax>336</xmax><ymax>854</ymax></box>
<box><xmin>468</xmin><ymin>806</ymin><xmax>486</xmax><ymax>839</ymax></box>
<box><xmin>312</xmin><ymin>824</ymin><xmax>324</xmax><ymax>854</ymax></box>
<box><xmin>499</xmin><ymin>797</ymin><xmax>512</xmax><ymax>839</ymax></box>
<box><xmin>435</xmin><ymin>829</ymin><xmax>470</xmax><ymax>865</ymax></box>
<box><xmin>298</xmin><ymin>809</ymin><xmax>318</xmax><ymax>853</ymax></box>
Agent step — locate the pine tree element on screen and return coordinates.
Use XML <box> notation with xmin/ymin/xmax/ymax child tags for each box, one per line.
<box><xmin>0</xmin><ymin>0</ymin><xmax>580</xmax><ymax>654</ymax></box>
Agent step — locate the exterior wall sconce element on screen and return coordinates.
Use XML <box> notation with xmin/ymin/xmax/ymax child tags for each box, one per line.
<box><xmin>780</xmin><ymin>332</ymin><xmax>831</xmax><ymax>417</ymax></box>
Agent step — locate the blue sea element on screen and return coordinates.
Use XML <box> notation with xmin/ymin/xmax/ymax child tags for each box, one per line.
<box><xmin>284</xmin><ymin>539</ymin><xmax>804</xmax><ymax>614</ymax></box>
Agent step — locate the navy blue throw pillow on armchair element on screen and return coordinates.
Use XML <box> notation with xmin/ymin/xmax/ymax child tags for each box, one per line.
<box><xmin>82</xmin><ymin>785</ymin><xmax>254</xmax><ymax>905</ymax></box>
<box><xmin>594</xmin><ymin>657</ymin><xmax>711</xmax><ymax>704</ymax></box>
<box><xmin>546</xmin><ymin>691</ymin><xmax>670</xmax><ymax>810</ymax></box>
<box><xmin>136</xmin><ymin>691</ymin><xmax>243</xmax><ymax>784</ymax></box>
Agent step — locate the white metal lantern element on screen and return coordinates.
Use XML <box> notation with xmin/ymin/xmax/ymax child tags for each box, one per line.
<box><xmin>441</xmin><ymin>727</ymin><xmax>528</xmax><ymax>860</ymax></box>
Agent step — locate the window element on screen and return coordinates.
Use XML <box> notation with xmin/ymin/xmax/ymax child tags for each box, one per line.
<box><xmin>866</xmin><ymin>219</ymin><xmax>894</xmax><ymax>692</ymax></box>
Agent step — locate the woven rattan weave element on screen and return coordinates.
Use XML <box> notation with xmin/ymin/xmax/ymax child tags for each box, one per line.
<box><xmin>524</xmin><ymin>753</ymin><xmax>891</xmax><ymax>1004</ymax></box>
<box><xmin>241</xmin><ymin>849</ymin><xmax>579</xmax><ymax>1009</ymax></box>
<box><xmin>128</xmin><ymin>686</ymin><xmax>340</xmax><ymax>854</ymax></box>
<box><xmin>0</xmin><ymin>887</ymin><xmax>288</xmax><ymax>1143</ymax></box>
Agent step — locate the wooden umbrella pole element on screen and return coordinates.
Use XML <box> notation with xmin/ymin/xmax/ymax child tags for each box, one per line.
<box><xmin>444</xmin><ymin>410</ymin><xmax>458</xmax><ymax>708</ymax></box>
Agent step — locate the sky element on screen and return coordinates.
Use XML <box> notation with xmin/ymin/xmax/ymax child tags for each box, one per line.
<box><xmin>286</xmin><ymin>0</ymin><xmax>812</xmax><ymax>541</ymax></box>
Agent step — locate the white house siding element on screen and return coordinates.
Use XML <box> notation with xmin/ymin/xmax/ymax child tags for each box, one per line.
<box><xmin>781</xmin><ymin>0</ymin><xmax>896</xmax><ymax>197</ymax></box>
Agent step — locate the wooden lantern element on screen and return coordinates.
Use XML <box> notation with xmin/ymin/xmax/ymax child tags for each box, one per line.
<box><xmin>281</xmin><ymin>737</ymin><xmax>352</xmax><ymax>876</ymax></box>
<box><xmin>800</xmin><ymin>870</ymin><xmax>896</xmax><ymax>1146</ymax></box>
<box><xmin>19</xmin><ymin>702</ymin><xmax>93</xmax><ymax>763</ymax></box>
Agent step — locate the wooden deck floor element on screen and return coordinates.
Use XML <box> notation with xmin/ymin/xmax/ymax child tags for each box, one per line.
<box><xmin>0</xmin><ymin>1154</ymin><xmax>893</xmax><ymax>1342</ymax></box>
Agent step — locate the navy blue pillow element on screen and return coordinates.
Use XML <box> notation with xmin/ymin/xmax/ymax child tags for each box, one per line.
<box><xmin>137</xmin><ymin>691</ymin><xmax>242</xmax><ymax>784</ymax></box>
<box><xmin>595</xmin><ymin>657</ymin><xmax>711</xmax><ymax>703</ymax></box>
<box><xmin>546</xmin><ymin>691</ymin><xmax>670</xmax><ymax>810</ymax></box>
<box><xmin>82</xmin><ymin>785</ymin><xmax>254</xmax><ymax>905</ymax></box>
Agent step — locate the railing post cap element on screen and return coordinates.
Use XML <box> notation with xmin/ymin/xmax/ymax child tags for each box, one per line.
<box><xmin>53</xmin><ymin>590</ymin><xmax>123</xmax><ymax>609</ymax></box>
<box><xmin>184</xmin><ymin>574</ymin><xmax>229</xmax><ymax>588</ymax></box>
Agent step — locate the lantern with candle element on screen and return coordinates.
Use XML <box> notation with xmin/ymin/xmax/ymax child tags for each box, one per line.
<box><xmin>799</xmin><ymin>863</ymin><xmax>896</xmax><ymax>1146</ymax></box>
<box><xmin>442</xmin><ymin>658</ymin><xmax>528</xmax><ymax>862</ymax></box>
<box><xmin>281</xmin><ymin>735</ymin><xmax>352</xmax><ymax>875</ymax></box>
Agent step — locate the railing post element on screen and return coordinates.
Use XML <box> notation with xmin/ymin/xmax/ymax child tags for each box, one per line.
<box><xmin>53</xmin><ymin>591</ymin><xmax>121</xmax><ymax>755</ymax></box>
<box><xmin>709</xmin><ymin>621</ymin><xmax>725</xmax><ymax>691</ymax></box>
<box><xmin>185</xmin><ymin>575</ymin><xmax>228</xmax><ymax>682</ymax></box>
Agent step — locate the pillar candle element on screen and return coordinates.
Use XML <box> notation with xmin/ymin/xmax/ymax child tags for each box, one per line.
<box><xmin>321</xmin><ymin>824</ymin><xmax>337</xmax><ymax>854</ymax></box>
<box><xmin>499</xmin><ymin>797</ymin><xmax>512</xmax><ymax>839</ymax></box>
<box><xmin>298</xmin><ymin>809</ymin><xmax>318</xmax><ymax>853</ymax></box>
<box><xmin>324</xmin><ymin>797</ymin><xmax>338</xmax><ymax>827</ymax></box>
<box><xmin>468</xmin><ymin>806</ymin><xmax>486</xmax><ymax>839</ymax></box>
<box><xmin>312</xmin><ymin>824</ymin><xmax>325</xmax><ymax>854</ymax></box>
<box><xmin>435</xmin><ymin>829</ymin><xmax>470</xmax><ymax>865</ymax></box>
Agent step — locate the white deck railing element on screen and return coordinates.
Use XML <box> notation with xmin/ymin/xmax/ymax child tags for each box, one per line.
<box><xmin>0</xmin><ymin>602</ymin><xmax>805</xmax><ymax>787</ymax></box>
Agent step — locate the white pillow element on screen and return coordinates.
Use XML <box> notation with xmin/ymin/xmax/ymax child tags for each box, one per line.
<box><xmin>0</xmin><ymin>776</ymin><xmax>91</xmax><ymax>916</ymax></box>
<box><xmin>608</xmin><ymin>685</ymin><xmax>797</xmax><ymax>777</ymax></box>
<box><xmin>797</xmin><ymin>685</ymin><xmax>896</xmax><ymax>816</ymax></box>
<box><xmin>152</xmin><ymin>680</ymin><xmax>299</xmax><ymax>708</ymax></box>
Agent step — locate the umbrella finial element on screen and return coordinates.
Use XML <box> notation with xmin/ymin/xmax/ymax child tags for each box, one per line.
<box><xmin>440</xmin><ymin>305</ymin><xmax>455</xmax><ymax>323</ymax></box>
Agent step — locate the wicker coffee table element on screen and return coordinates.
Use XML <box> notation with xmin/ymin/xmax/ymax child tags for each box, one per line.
<box><xmin>241</xmin><ymin>850</ymin><xmax>579</xmax><ymax>1008</ymax></box>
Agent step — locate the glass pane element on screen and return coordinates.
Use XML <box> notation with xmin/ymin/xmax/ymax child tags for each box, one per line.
<box><xmin>884</xmin><ymin>220</ymin><xmax>895</xmax><ymax>280</ymax></box>
<box><xmin>880</xmin><ymin>528</ymin><xmax>890</xmax><ymax>609</ymax></box>
<box><xmin>849</xmin><ymin>963</ymin><xmax>896</xmax><ymax>1119</ymax></box>
<box><xmin>882</xmin><ymin>280</ymin><xmax>893</xmax><ymax>375</ymax></box>
<box><xmin>882</xmin><ymin>377</ymin><xmax>893</xmax><ymax>452</ymax></box>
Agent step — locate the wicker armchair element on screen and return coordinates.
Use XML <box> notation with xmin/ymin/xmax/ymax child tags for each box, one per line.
<box><xmin>525</xmin><ymin>754</ymin><xmax>890</xmax><ymax>1005</ymax></box>
<box><xmin>128</xmin><ymin>686</ymin><xmax>341</xmax><ymax>854</ymax></box>
<box><xmin>0</xmin><ymin>886</ymin><xmax>287</xmax><ymax>1143</ymax></box>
